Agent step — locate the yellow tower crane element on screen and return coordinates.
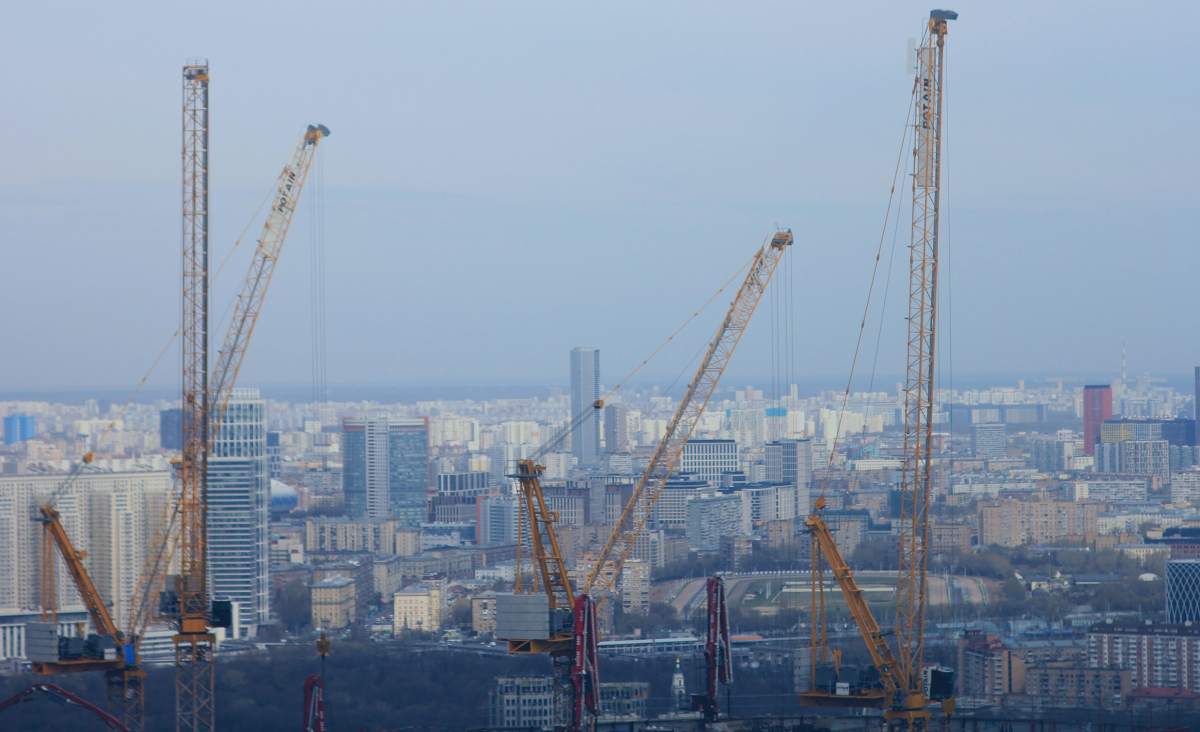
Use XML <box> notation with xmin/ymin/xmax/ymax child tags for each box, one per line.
<box><xmin>502</xmin><ymin>230</ymin><xmax>792</xmax><ymax>731</ymax></box>
<box><xmin>801</xmin><ymin>10</ymin><xmax>955</xmax><ymax>729</ymax></box>
<box><xmin>173</xmin><ymin>62</ymin><xmax>330</xmax><ymax>729</ymax></box>
<box><xmin>25</xmin><ymin>115</ymin><xmax>329</xmax><ymax>732</ymax></box>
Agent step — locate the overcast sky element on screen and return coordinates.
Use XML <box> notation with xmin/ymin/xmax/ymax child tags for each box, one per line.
<box><xmin>2</xmin><ymin>2</ymin><xmax>1197</xmax><ymax>395</ymax></box>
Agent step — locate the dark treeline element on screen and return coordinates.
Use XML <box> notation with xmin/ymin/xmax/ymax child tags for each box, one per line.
<box><xmin>0</xmin><ymin>641</ymin><xmax>798</xmax><ymax>731</ymax></box>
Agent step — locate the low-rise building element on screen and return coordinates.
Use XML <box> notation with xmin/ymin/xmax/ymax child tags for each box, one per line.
<box><xmin>1023</xmin><ymin>661</ymin><xmax>1130</xmax><ymax>709</ymax></box>
<box><xmin>311</xmin><ymin>577</ymin><xmax>355</xmax><ymax>629</ymax></box>
<box><xmin>930</xmin><ymin>524</ymin><xmax>971</xmax><ymax>555</ymax></box>
<box><xmin>393</xmin><ymin>581</ymin><xmax>444</xmax><ymax>633</ymax></box>
<box><xmin>978</xmin><ymin>500</ymin><xmax>1098</xmax><ymax>547</ymax></box>
<box><xmin>472</xmin><ymin>592</ymin><xmax>499</xmax><ymax>634</ymax></box>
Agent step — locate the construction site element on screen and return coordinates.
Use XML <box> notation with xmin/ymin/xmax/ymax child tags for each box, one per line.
<box><xmin>1</xmin><ymin>5</ymin><xmax>1195</xmax><ymax>732</ymax></box>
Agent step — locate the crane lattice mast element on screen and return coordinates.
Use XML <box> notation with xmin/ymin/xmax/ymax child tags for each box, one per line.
<box><xmin>894</xmin><ymin>10</ymin><xmax>952</xmax><ymax>719</ymax></box>
<box><xmin>176</xmin><ymin>59</ymin><xmax>215</xmax><ymax>732</ymax></box>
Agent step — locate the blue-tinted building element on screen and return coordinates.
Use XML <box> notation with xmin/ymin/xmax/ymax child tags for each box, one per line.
<box><xmin>342</xmin><ymin>417</ymin><xmax>430</xmax><ymax>524</ymax></box>
<box><xmin>3</xmin><ymin>414</ymin><xmax>35</xmax><ymax>445</ymax></box>
<box><xmin>159</xmin><ymin>408</ymin><xmax>183</xmax><ymax>450</ymax></box>
<box><xmin>570</xmin><ymin>347</ymin><xmax>601</xmax><ymax>467</ymax></box>
<box><xmin>207</xmin><ymin>388</ymin><xmax>270</xmax><ymax>636</ymax></box>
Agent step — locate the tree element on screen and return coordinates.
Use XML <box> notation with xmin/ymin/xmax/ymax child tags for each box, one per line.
<box><xmin>276</xmin><ymin>578</ymin><xmax>312</xmax><ymax>633</ymax></box>
<box><xmin>449</xmin><ymin>598</ymin><xmax>472</xmax><ymax>627</ymax></box>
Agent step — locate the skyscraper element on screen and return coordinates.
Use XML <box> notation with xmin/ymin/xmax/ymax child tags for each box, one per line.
<box><xmin>603</xmin><ymin>403</ymin><xmax>629</xmax><ymax>454</ymax></box>
<box><xmin>1082</xmin><ymin>385</ymin><xmax>1113</xmax><ymax>456</ymax></box>
<box><xmin>208</xmin><ymin>387</ymin><xmax>270</xmax><ymax>635</ymax></box>
<box><xmin>343</xmin><ymin>417</ymin><xmax>430</xmax><ymax>524</ymax></box>
<box><xmin>570</xmin><ymin>347</ymin><xmax>601</xmax><ymax>467</ymax></box>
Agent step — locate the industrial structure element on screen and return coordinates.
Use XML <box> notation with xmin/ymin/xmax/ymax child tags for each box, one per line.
<box><xmin>801</xmin><ymin>10</ymin><xmax>957</xmax><ymax>729</ymax></box>
<box><xmin>21</xmin><ymin>60</ymin><xmax>329</xmax><ymax>732</ymax></box>
<box><xmin>498</xmin><ymin>230</ymin><xmax>792</xmax><ymax>730</ymax></box>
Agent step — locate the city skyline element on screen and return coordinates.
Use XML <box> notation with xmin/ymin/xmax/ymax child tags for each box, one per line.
<box><xmin>3</xmin><ymin>3</ymin><xmax>1200</xmax><ymax>728</ymax></box>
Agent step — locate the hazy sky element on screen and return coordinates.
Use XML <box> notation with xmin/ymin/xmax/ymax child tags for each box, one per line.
<box><xmin>2</xmin><ymin>2</ymin><xmax>1197</xmax><ymax>394</ymax></box>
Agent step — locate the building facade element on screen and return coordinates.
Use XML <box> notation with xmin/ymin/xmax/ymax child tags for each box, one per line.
<box><xmin>1166</xmin><ymin>560</ymin><xmax>1200</xmax><ymax>624</ymax></box>
<box><xmin>977</xmin><ymin>500</ymin><xmax>1098</xmax><ymax>548</ymax></box>
<box><xmin>310</xmin><ymin>577</ymin><xmax>355</xmax><ymax>629</ymax></box>
<box><xmin>0</xmin><ymin>471</ymin><xmax>171</xmax><ymax>630</ymax></box>
<box><xmin>604</xmin><ymin>403</ymin><xmax>629</xmax><ymax>454</ymax></box>
<box><xmin>1087</xmin><ymin>620</ymin><xmax>1200</xmax><ymax>693</ymax></box>
<box><xmin>208</xmin><ymin>387</ymin><xmax>270</xmax><ymax>635</ymax></box>
<box><xmin>570</xmin><ymin>347</ymin><xmax>602</xmax><ymax>467</ymax></box>
<box><xmin>971</xmin><ymin>424</ymin><xmax>1007</xmax><ymax>460</ymax></box>
<box><xmin>393</xmin><ymin>581</ymin><xmax>444</xmax><ymax>632</ymax></box>
<box><xmin>765</xmin><ymin>438</ymin><xmax>813</xmax><ymax>515</ymax></box>
<box><xmin>680</xmin><ymin>440</ymin><xmax>738</xmax><ymax>485</ymax></box>
<box><xmin>1082</xmin><ymin>385</ymin><xmax>1113</xmax><ymax>456</ymax></box>
<box><xmin>343</xmin><ymin>417</ymin><xmax>430</xmax><ymax>524</ymax></box>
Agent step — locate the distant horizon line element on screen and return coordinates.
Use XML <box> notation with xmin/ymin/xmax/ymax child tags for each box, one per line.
<box><xmin>1</xmin><ymin>369</ymin><xmax>1193</xmax><ymax>406</ymax></box>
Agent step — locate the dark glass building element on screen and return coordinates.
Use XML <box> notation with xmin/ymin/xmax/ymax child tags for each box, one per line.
<box><xmin>342</xmin><ymin>418</ymin><xmax>430</xmax><ymax>525</ymax></box>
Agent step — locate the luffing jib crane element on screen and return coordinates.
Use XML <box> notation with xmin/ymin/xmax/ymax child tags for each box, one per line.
<box><xmin>500</xmin><ymin>230</ymin><xmax>792</xmax><ymax>731</ymax></box>
<box><xmin>801</xmin><ymin>10</ymin><xmax>956</xmax><ymax>729</ymax></box>
<box><xmin>172</xmin><ymin>62</ymin><xmax>331</xmax><ymax>732</ymax></box>
<box><xmin>27</xmin><ymin>61</ymin><xmax>330</xmax><ymax>732</ymax></box>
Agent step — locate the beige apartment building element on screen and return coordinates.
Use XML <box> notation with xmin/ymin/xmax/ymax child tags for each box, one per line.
<box><xmin>305</xmin><ymin>517</ymin><xmax>420</xmax><ymax>556</ymax></box>
<box><xmin>311</xmin><ymin>577</ymin><xmax>356</xmax><ymax>629</ymax></box>
<box><xmin>977</xmin><ymin>500</ymin><xmax>1098</xmax><ymax>548</ymax></box>
<box><xmin>393</xmin><ymin>581</ymin><xmax>444</xmax><ymax>633</ymax></box>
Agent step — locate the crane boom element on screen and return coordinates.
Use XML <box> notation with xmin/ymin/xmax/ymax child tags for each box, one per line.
<box><xmin>583</xmin><ymin>231</ymin><xmax>792</xmax><ymax>605</ymax></box>
<box><xmin>37</xmin><ymin>507</ymin><xmax>119</xmax><ymax>637</ymax></box>
<box><xmin>208</xmin><ymin>123</ymin><xmax>329</xmax><ymax>435</ymax></box>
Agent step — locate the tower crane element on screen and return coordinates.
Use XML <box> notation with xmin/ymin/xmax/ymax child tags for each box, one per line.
<box><xmin>174</xmin><ymin>58</ymin><xmax>330</xmax><ymax>730</ymax></box>
<box><xmin>800</xmin><ymin>10</ymin><xmax>955</xmax><ymax>729</ymax></box>
<box><xmin>500</xmin><ymin>230</ymin><xmax>792</xmax><ymax>731</ymax></box>
<box><xmin>26</xmin><ymin>62</ymin><xmax>329</xmax><ymax>732</ymax></box>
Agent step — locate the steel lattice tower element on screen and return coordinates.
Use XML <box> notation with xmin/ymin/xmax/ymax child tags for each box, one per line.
<box><xmin>895</xmin><ymin>13</ymin><xmax>950</xmax><ymax>717</ymax></box>
<box><xmin>177</xmin><ymin>59</ymin><xmax>216</xmax><ymax>732</ymax></box>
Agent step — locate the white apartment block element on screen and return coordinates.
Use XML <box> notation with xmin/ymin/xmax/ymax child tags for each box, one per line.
<box><xmin>0</xmin><ymin>470</ymin><xmax>171</xmax><ymax>630</ymax></box>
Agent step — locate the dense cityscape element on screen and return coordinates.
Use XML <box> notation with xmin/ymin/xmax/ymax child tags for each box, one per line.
<box><xmin>3</xmin><ymin>3</ymin><xmax>1198</xmax><ymax>732</ymax></box>
<box><xmin>3</xmin><ymin>365</ymin><xmax>1200</xmax><ymax>729</ymax></box>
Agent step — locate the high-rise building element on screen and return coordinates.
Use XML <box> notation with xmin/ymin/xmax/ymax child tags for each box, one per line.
<box><xmin>971</xmin><ymin>424</ymin><xmax>1007</xmax><ymax>460</ymax></box>
<box><xmin>603</xmin><ymin>403</ymin><xmax>629</xmax><ymax>454</ymax></box>
<box><xmin>478</xmin><ymin>495</ymin><xmax>518</xmax><ymax>546</ymax></box>
<box><xmin>208</xmin><ymin>387</ymin><xmax>270</xmax><ymax>635</ymax></box>
<box><xmin>1082</xmin><ymin>385</ymin><xmax>1113</xmax><ymax>456</ymax></box>
<box><xmin>0</xmin><ymin>471</ymin><xmax>170</xmax><ymax>629</ymax></box>
<box><xmin>1167</xmin><ymin>560</ymin><xmax>1200</xmax><ymax>625</ymax></box>
<box><xmin>680</xmin><ymin>439</ymin><xmax>738</xmax><ymax>484</ymax></box>
<box><xmin>342</xmin><ymin>418</ymin><xmax>430</xmax><ymax>524</ymax></box>
<box><xmin>3</xmin><ymin>414</ymin><xmax>35</xmax><ymax>445</ymax></box>
<box><xmin>570</xmin><ymin>347</ymin><xmax>601</xmax><ymax>466</ymax></box>
<box><xmin>765</xmin><ymin>438</ymin><xmax>813</xmax><ymax>514</ymax></box>
<box><xmin>159</xmin><ymin>408</ymin><xmax>183</xmax><ymax>451</ymax></box>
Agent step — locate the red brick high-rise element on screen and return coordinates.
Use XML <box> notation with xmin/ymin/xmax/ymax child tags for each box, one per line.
<box><xmin>1082</xmin><ymin>385</ymin><xmax>1113</xmax><ymax>455</ymax></box>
